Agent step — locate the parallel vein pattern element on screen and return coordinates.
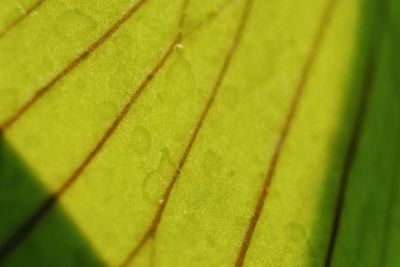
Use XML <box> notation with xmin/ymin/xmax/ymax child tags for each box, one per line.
<box><xmin>235</xmin><ymin>0</ymin><xmax>339</xmax><ymax>265</ymax></box>
<box><xmin>0</xmin><ymin>0</ymin><xmax>240</xmax><ymax>263</ymax></box>
<box><xmin>0</xmin><ymin>32</ymin><xmax>181</xmax><ymax>263</ymax></box>
<box><xmin>0</xmin><ymin>0</ymin><xmax>46</xmax><ymax>39</ymax></box>
<box><xmin>0</xmin><ymin>0</ymin><xmax>148</xmax><ymax>131</ymax></box>
<box><xmin>323</xmin><ymin>15</ymin><xmax>384</xmax><ymax>267</ymax></box>
<box><xmin>325</xmin><ymin>0</ymin><xmax>398</xmax><ymax>265</ymax></box>
<box><xmin>0</xmin><ymin>0</ymin><xmax>384</xmax><ymax>265</ymax></box>
<box><xmin>118</xmin><ymin>0</ymin><xmax>253</xmax><ymax>265</ymax></box>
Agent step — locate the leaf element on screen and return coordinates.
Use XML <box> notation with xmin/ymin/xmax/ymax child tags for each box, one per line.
<box><xmin>326</xmin><ymin>0</ymin><xmax>400</xmax><ymax>266</ymax></box>
<box><xmin>0</xmin><ymin>0</ymin><xmax>397</xmax><ymax>266</ymax></box>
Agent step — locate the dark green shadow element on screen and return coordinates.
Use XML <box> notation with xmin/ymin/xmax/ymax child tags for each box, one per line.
<box><xmin>309</xmin><ymin>0</ymin><xmax>400</xmax><ymax>266</ymax></box>
<box><xmin>0</xmin><ymin>136</ymin><xmax>105</xmax><ymax>267</ymax></box>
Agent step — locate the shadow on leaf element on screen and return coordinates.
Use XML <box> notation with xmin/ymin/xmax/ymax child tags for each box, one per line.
<box><xmin>0</xmin><ymin>136</ymin><xmax>105</xmax><ymax>267</ymax></box>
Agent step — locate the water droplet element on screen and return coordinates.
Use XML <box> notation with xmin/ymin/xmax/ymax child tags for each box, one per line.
<box><xmin>100</xmin><ymin>100</ymin><xmax>119</xmax><ymax>120</ymax></box>
<box><xmin>234</xmin><ymin>216</ymin><xmax>247</xmax><ymax>228</ymax></box>
<box><xmin>113</xmin><ymin>32</ymin><xmax>134</xmax><ymax>56</ymax></box>
<box><xmin>166</xmin><ymin>52</ymin><xmax>194</xmax><ymax>99</ymax></box>
<box><xmin>142</xmin><ymin>148</ymin><xmax>174</xmax><ymax>205</ymax></box>
<box><xmin>129</xmin><ymin>126</ymin><xmax>152</xmax><ymax>156</ymax></box>
<box><xmin>202</xmin><ymin>149</ymin><xmax>222</xmax><ymax>177</ymax></box>
<box><xmin>54</xmin><ymin>9</ymin><xmax>97</xmax><ymax>41</ymax></box>
<box><xmin>15</xmin><ymin>3</ymin><xmax>26</xmax><ymax>14</ymax></box>
<box><xmin>174</xmin><ymin>43</ymin><xmax>184</xmax><ymax>49</ymax></box>
<box><xmin>286</xmin><ymin>221</ymin><xmax>306</xmax><ymax>243</ymax></box>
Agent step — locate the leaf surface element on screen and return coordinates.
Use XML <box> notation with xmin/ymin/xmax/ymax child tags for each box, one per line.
<box><xmin>0</xmin><ymin>0</ymin><xmax>398</xmax><ymax>266</ymax></box>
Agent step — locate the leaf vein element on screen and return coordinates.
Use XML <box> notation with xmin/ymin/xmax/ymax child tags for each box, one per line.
<box><xmin>234</xmin><ymin>0</ymin><xmax>339</xmax><ymax>265</ymax></box>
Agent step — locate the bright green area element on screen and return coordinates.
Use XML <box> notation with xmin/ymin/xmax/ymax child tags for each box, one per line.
<box><xmin>0</xmin><ymin>0</ymin><xmax>398</xmax><ymax>266</ymax></box>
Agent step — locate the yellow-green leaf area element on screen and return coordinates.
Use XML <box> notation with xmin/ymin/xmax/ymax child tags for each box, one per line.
<box><xmin>0</xmin><ymin>0</ymin><xmax>398</xmax><ymax>266</ymax></box>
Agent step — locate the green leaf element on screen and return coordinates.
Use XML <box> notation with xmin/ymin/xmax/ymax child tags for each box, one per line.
<box><xmin>0</xmin><ymin>0</ymin><xmax>398</xmax><ymax>266</ymax></box>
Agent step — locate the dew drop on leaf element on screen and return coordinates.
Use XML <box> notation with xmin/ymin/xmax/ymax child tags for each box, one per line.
<box><xmin>129</xmin><ymin>126</ymin><xmax>152</xmax><ymax>156</ymax></box>
<box><xmin>53</xmin><ymin>9</ymin><xmax>97</xmax><ymax>41</ymax></box>
<box><xmin>286</xmin><ymin>221</ymin><xmax>307</xmax><ymax>243</ymax></box>
<box><xmin>202</xmin><ymin>149</ymin><xmax>222</xmax><ymax>178</ymax></box>
<box><xmin>142</xmin><ymin>147</ymin><xmax>174</xmax><ymax>205</ymax></box>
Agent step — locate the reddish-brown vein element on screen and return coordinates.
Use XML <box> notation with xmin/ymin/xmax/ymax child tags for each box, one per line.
<box><xmin>234</xmin><ymin>0</ymin><xmax>338</xmax><ymax>266</ymax></box>
<box><xmin>0</xmin><ymin>33</ymin><xmax>182</xmax><ymax>263</ymax></box>
<box><xmin>0</xmin><ymin>0</ymin><xmax>46</xmax><ymax>39</ymax></box>
<box><xmin>0</xmin><ymin>0</ymin><xmax>149</xmax><ymax>131</ymax></box>
<box><xmin>0</xmin><ymin>0</ymin><xmax>231</xmax><ymax>260</ymax></box>
<box><xmin>179</xmin><ymin>0</ymin><xmax>189</xmax><ymax>30</ymax></box>
<box><xmin>118</xmin><ymin>1</ymin><xmax>254</xmax><ymax>266</ymax></box>
<box><xmin>324</xmin><ymin>2</ymin><xmax>386</xmax><ymax>265</ymax></box>
<box><xmin>188</xmin><ymin>0</ymin><xmax>237</xmax><ymax>33</ymax></box>
<box><xmin>323</xmin><ymin>36</ymin><xmax>381</xmax><ymax>267</ymax></box>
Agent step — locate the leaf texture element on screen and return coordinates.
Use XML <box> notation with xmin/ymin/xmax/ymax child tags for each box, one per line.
<box><xmin>0</xmin><ymin>0</ymin><xmax>398</xmax><ymax>266</ymax></box>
